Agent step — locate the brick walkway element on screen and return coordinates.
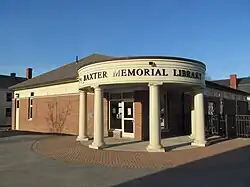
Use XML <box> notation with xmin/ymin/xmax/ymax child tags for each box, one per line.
<box><xmin>32</xmin><ymin>135</ymin><xmax>250</xmax><ymax>169</ymax></box>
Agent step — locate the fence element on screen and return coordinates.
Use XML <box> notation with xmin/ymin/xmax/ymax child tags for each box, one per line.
<box><xmin>235</xmin><ymin>115</ymin><xmax>250</xmax><ymax>138</ymax></box>
<box><xmin>205</xmin><ymin>114</ymin><xmax>250</xmax><ymax>139</ymax></box>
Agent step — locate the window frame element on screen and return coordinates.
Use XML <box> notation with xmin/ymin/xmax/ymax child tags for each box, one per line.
<box><xmin>28</xmin><ymin>94</ymin><xmax>34</xmax><ymax>120</ymax></box>
<box><xmin>5</xmin><ymin>108</ymin><xmax>11</xmax><ymax>117</ymax></box>
<box><xmin>6</xmin><ymin>92</ymin><xmax>12</xmax><ymax>102</ymax></box>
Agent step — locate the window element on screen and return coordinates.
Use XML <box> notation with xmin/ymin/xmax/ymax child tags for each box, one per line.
<box><xmin>208</xmin><ymin>102</ymin><xmax>215</xmax><ymax>115</ymax></box>
<box><xmin>16</xmin><ymin>100</ymin><xmax>20</xmax><ymax>108</ymax></box>
<box><xmin>6</xmin><ymin>92</ymin><xmax>12</xmax><ymax>102</ymax></box>
<box><xmin>160</xmin><ymin>92</ymin><xmax>169</xmax><ymax>130</ymax></box>
<box><xmin>220</xmin><ymin>98</ymin><xmax>224</xmax><ymax>115</ymax></box>
<box><xmin>5</xmin><ymin>108</ymin><xmax>11</xmax><ymax>117</ymax></box>
<box><xmin>28</xmin><ymin>97</ymin><xmax>33</xmax><ymax>119</ymax></box>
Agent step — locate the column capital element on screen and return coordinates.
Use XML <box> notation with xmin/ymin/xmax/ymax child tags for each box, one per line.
<box><xmin>193</xmin><ymin>88</ymin><xmax>205</xmax><ymax>95</ymax></box>
<box><xmin>92</xmin><ymin>84</ymin><xmax>102</xmax><ymax>90</ymax></box>
<box><xmin>79</xmin><ymin>89</ymin><xmax>87</xmax><ymax>93</ymax></box>
<box><xmin>148</xmin><ymin>82</ymin><xmax>163</xmax><ymax>87</ymax></box>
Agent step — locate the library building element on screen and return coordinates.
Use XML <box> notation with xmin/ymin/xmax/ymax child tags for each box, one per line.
<box><xmin>10</xmin><ymin>54</ymin><xmax>249</xmax><ymax>152</ymax></box>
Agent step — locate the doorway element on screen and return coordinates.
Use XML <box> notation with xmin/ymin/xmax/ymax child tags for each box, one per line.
<box><xmin>109</xmin><ymin>100</ymin><xmax>134</xmax><ymax>138</ymax></box>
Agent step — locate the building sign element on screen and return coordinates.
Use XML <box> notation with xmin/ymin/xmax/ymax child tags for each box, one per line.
<box><xmin>82</xmin><ymin>71</ymin><xmax>107</xmax><ymax>81</ymax></box>
<box><xmin>80</xmin><ymin>68</ymin><xmax>202</xmax><ymax>83</ymax></box>
<box><xmin>113</xmin><ymin>68</ymin><xmax>169</xmax><ymax>77</ymax></box>
<box><xmin>173</xmin><ymin>69</ymin><xmax>202</xmax><ymax>80</ymax></box>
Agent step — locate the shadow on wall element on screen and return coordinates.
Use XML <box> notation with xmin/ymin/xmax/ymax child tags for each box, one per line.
<box><xmin>114</xmin><ymin>144</ymin><xmax>250</xmax><ymax>187</ymax></box>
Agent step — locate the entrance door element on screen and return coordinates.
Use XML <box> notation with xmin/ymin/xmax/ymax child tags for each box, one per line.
<box><xmin>122</xmin><ymin>101</ymin><xmax>134</xmax><ymax>138</ymax></box>
<box><xmin>109</xmin><ymin>100</ymin><xmax>134</xmax><ymax>138</ymax></box>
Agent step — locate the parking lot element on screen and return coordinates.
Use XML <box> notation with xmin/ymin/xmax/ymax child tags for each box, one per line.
<box><xmin>1</xmin><ymin>132</ymin><xmax>250</xmax><ymax>187</ymax></box>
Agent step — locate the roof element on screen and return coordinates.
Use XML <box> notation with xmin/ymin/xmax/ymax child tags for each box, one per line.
<box><xmin>205</xmin><ymin>80</ymin><xmax>249</xmax><ymax>95</ymax></box>
<box><xmin>0</xmin><ymin>75</ymin><xmax>27</xmax><ymax>89</ymax></box>
<box><xmin>213</xmin><ymin>77</ymin><xmax>250</xmax><ymax>94</ymax></box>
<box><xmin>9</xmin><ymin>54</ymin><xmax>115</xmax><ymax>90</ymax></box>
<box><xmin>9</xmin><ymin>53</ymin><xmax>205</xmax><ymax>91</ymax></box>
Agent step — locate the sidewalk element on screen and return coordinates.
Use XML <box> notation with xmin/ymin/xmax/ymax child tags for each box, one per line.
<box><xmin>32</xmin><ymin>135</ymin><xmax>250</xmax><ymax>169</ymax></box>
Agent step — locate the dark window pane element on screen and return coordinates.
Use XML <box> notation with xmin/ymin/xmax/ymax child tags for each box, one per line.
<box><xmin>124</xmin><ymin>120</ymin><xmax>133</xmax><ymax>133</ymax></box>
<box><xmin>5</xmin><ymin>108</ymin><xmax>11</xmax><ymax>117</ymax></box>
<box><xmin>109</xmin><ymin>101</ymin><xmax>122</xmax><ymax>129</ymax></box>
<box><xmin>122</xmin><ymin>92</ymin><xmax>134</xmax><ymax>99</ymax></box>
<box><xmin>124</xmin><ymin>102</ymin><xmax>133</xmax><ymax>118</ymax></box>
<box><xmin>6</xmin><ymin>93</ymin><xmax>12</xmax><ymax>102</ymax></box>
<box><xmin>30</xmin><ymin>107</ymin><xmax>33</xmax><ymax>118</ymax></box>
<box><xmin>16</xmin><ymin>100</ymin><xmax>19</xmax><ymax>108</ymax></box>
<box><xmin>110</xmin><ymin>93</ymin><xmax>122</xmax><ymax>100</ymax></box>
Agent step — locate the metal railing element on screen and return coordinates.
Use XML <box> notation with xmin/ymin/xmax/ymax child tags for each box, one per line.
<box><xmin>205</xmin><ymin>114</ymin><xmax>250</xmax><ymax>139</ymax></box>
<box><xmin>235</xmin><ymin>115</ymin><xmax>250</xmax><ymax>138</ymax></box>
<box><xmin>205</xmin><ymin>114</ymin><xmax>227</xmax><ymax>138</ymax></box>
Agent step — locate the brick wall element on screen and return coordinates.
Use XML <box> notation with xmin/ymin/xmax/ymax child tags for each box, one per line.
<box><xmin>12</xmin><ymin>93</ymin><xmax>109</xmax><ymax>137</ymax></box>
<box><xmin>134</xmin><ymin>90</ymin><xmax>149</xmax><ymax>141</ymax></box>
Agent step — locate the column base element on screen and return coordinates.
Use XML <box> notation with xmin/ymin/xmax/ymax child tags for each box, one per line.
<box><xmin>89</xmin><ymin>142</ymin><xmax>106</xmax><ymax>150</ymax></box>
<box><xmin>188</xmin><ymin>134</ymin><xmax>195</xmax><ymax>140</ymax></box>
<box><xmin>191</xmin><ymin>140</ymin><xmax>207</xmax><ymax>147</ymax></box>
<box><xmin>76</xmin><ymin>136</ymin><xmax>90</xmax><ymax>141</ymax></box>
<box><xmin>146</xmin><ymin>145</ymin><xmax>166</xmax><ymax>152</ymax></box>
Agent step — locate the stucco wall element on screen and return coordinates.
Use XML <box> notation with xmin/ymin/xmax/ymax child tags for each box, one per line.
<box><xmin>14</xmin><ymin>82</ymin><xmax>79</xmax><ymax>98</ymax></box>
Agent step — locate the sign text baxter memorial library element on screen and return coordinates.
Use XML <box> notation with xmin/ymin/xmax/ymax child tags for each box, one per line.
<box><xmin>81</xmin><ymin>68</ymin><xmax>202</xmax><ymax>82</ymax></box>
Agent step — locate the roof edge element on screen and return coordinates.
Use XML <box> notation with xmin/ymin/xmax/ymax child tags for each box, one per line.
<box><xmin>206</xmin><ymin>80</ymin><xmax>249</xmax><ymax>95</ymax></box>
<box><xmin>77</xmin><ymin>55</ymin><xmax>206</xmax><ymax>71</ymax></box>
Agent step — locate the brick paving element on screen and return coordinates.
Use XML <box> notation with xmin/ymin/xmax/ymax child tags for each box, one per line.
<box><xmin>32</xmin><ymin>135</ymin><xmax>250</xmax><ymax>169</ymax></box>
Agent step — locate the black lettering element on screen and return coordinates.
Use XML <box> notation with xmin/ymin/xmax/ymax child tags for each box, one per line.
<box><xmin>82</xmin><ymin>71</ymin><xmax>108</xmax><ymax>82</ymax></box>
<box><xmin>173</xmin><ymin>69</ymin><xmax>177</xmax><ymax>76</ymax></box>
<box><xmin>195</xmin><ymin>72</ymin><xmax>199</xmax><ymax>79</ymax></box>
<box><xmin>191</xmin><ymin>72</ymin><xmax>195</xmax><ymax>79</ymax></box>
<box><xmin>162</xmin><ymin>69</ymin><xmax>168</xmax><ymax>76</ymax></box>
<box><xmin>198</xmin><ymin>73</ymin><xmax>201</xmax><ymax>80</ymax></box>
<box><xmin>172</xmin><ymin>69</ymin><xmax>202</xmax><ymax>80</ymax></box>
<box><xmin>121</xmin><ymin>69</ymin><xmax>127</xmax><ymax>76</ymax></box>
<box><xmin>128</xmin><ymin>69</ymin><xmax>136</xmax><ymax>76</ymax></box>
<box><xmin>144</xmin><ymin>69</ymin><xmax>150</xmax><ymax>76</ymax></box>
<box><xmin>113</xmin><ymin>70</ymin><xmax>120</xmax><ymax>77</ymax></box>
<box><xmin>136</xmin><ymin>69</ymin><xmax>143</xmax><ymax>76</ymax></box>
<box><xmin>98</xmin><ymin>72</ymin><xmax>102</xmax><ymax>78</ymax></box>
<box><xmin>89</xmin><ymin>73</ymin><xmax>93</xmax><ymax>80</ymax></box>
<box><xmin>155</xmin><ymin>69</ymin><xmax>162</xmax><ymax>76</ymax></box>
<box><xmin>151</xmin><ymin>69</ymin><xmax>155</xmax><ymax>76</ymax></box>
<box><xmin>93</xmin><ymin>73</ymin><xmax>96</xmax><ymax>79</ymax></box>
<box><xmin>178</xmin><ymin>70</ymin><xmax>182</xmax><ymax>76</ymax></box>
<box><xmin>181</xmin><ymin>70</ymin><xmax>186</xmax><ymax>77</ymax></box>
<box><xmin>103</xmin><ymin>71</ymin><xmax>107</xmax><ymax>78</ymax></box>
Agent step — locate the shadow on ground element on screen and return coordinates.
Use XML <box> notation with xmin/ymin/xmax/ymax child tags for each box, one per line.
<box><xmin>114</xmin><ymin>143</ymin><xmax>250</xmax><ymax>187</ymax></box>
<box><xmin>0</xmin><ymin>130</ymin><xmax>73</xmax><ymax>138</ymax></box>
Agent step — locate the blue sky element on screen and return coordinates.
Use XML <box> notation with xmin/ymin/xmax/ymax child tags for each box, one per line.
<box><xmin>1</xmin><ymin>0</ymin><xmax>250</xmax><ymax>79</ymax></box>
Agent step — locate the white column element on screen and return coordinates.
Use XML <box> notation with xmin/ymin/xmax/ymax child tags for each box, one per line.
<box><xmin>89</xmin><ymin>86</ymin><xmax>106</xmax><ymax>149</ymax></box>
<box><xmin>191</xmin><ymin>90</ymin><xmax>207</xmax><ymax>147</ymax></box>
<box><xmin>77</xmin><ymin>90</ymin><xmax>89</xmax><ymax>141</ymax></box>
<box><xmin>147</xmin><ymin>83</ymin><xmax>165</xmax><ymax>152</ymax></box>
<box><xmin>189</xmin><ymin>94</ymin><xmax>196</xmax><ymax>139</ymax></box>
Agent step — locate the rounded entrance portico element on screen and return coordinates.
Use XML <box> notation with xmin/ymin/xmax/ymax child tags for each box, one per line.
<box><xmin>77</xmin><ymin>56</ymin><xmax>207</xmax><ymax>152</ymax></box>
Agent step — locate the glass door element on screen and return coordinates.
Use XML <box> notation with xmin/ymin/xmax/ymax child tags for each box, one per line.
<box><xmin>122</xmin><ymin>101</ymin><xmax>134</xmax><ymax>138</ymax></box>
<box><xmin>110</xmin><ymin>101</ymin><xmax>122</xmax><ymax>130</ymax></box>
